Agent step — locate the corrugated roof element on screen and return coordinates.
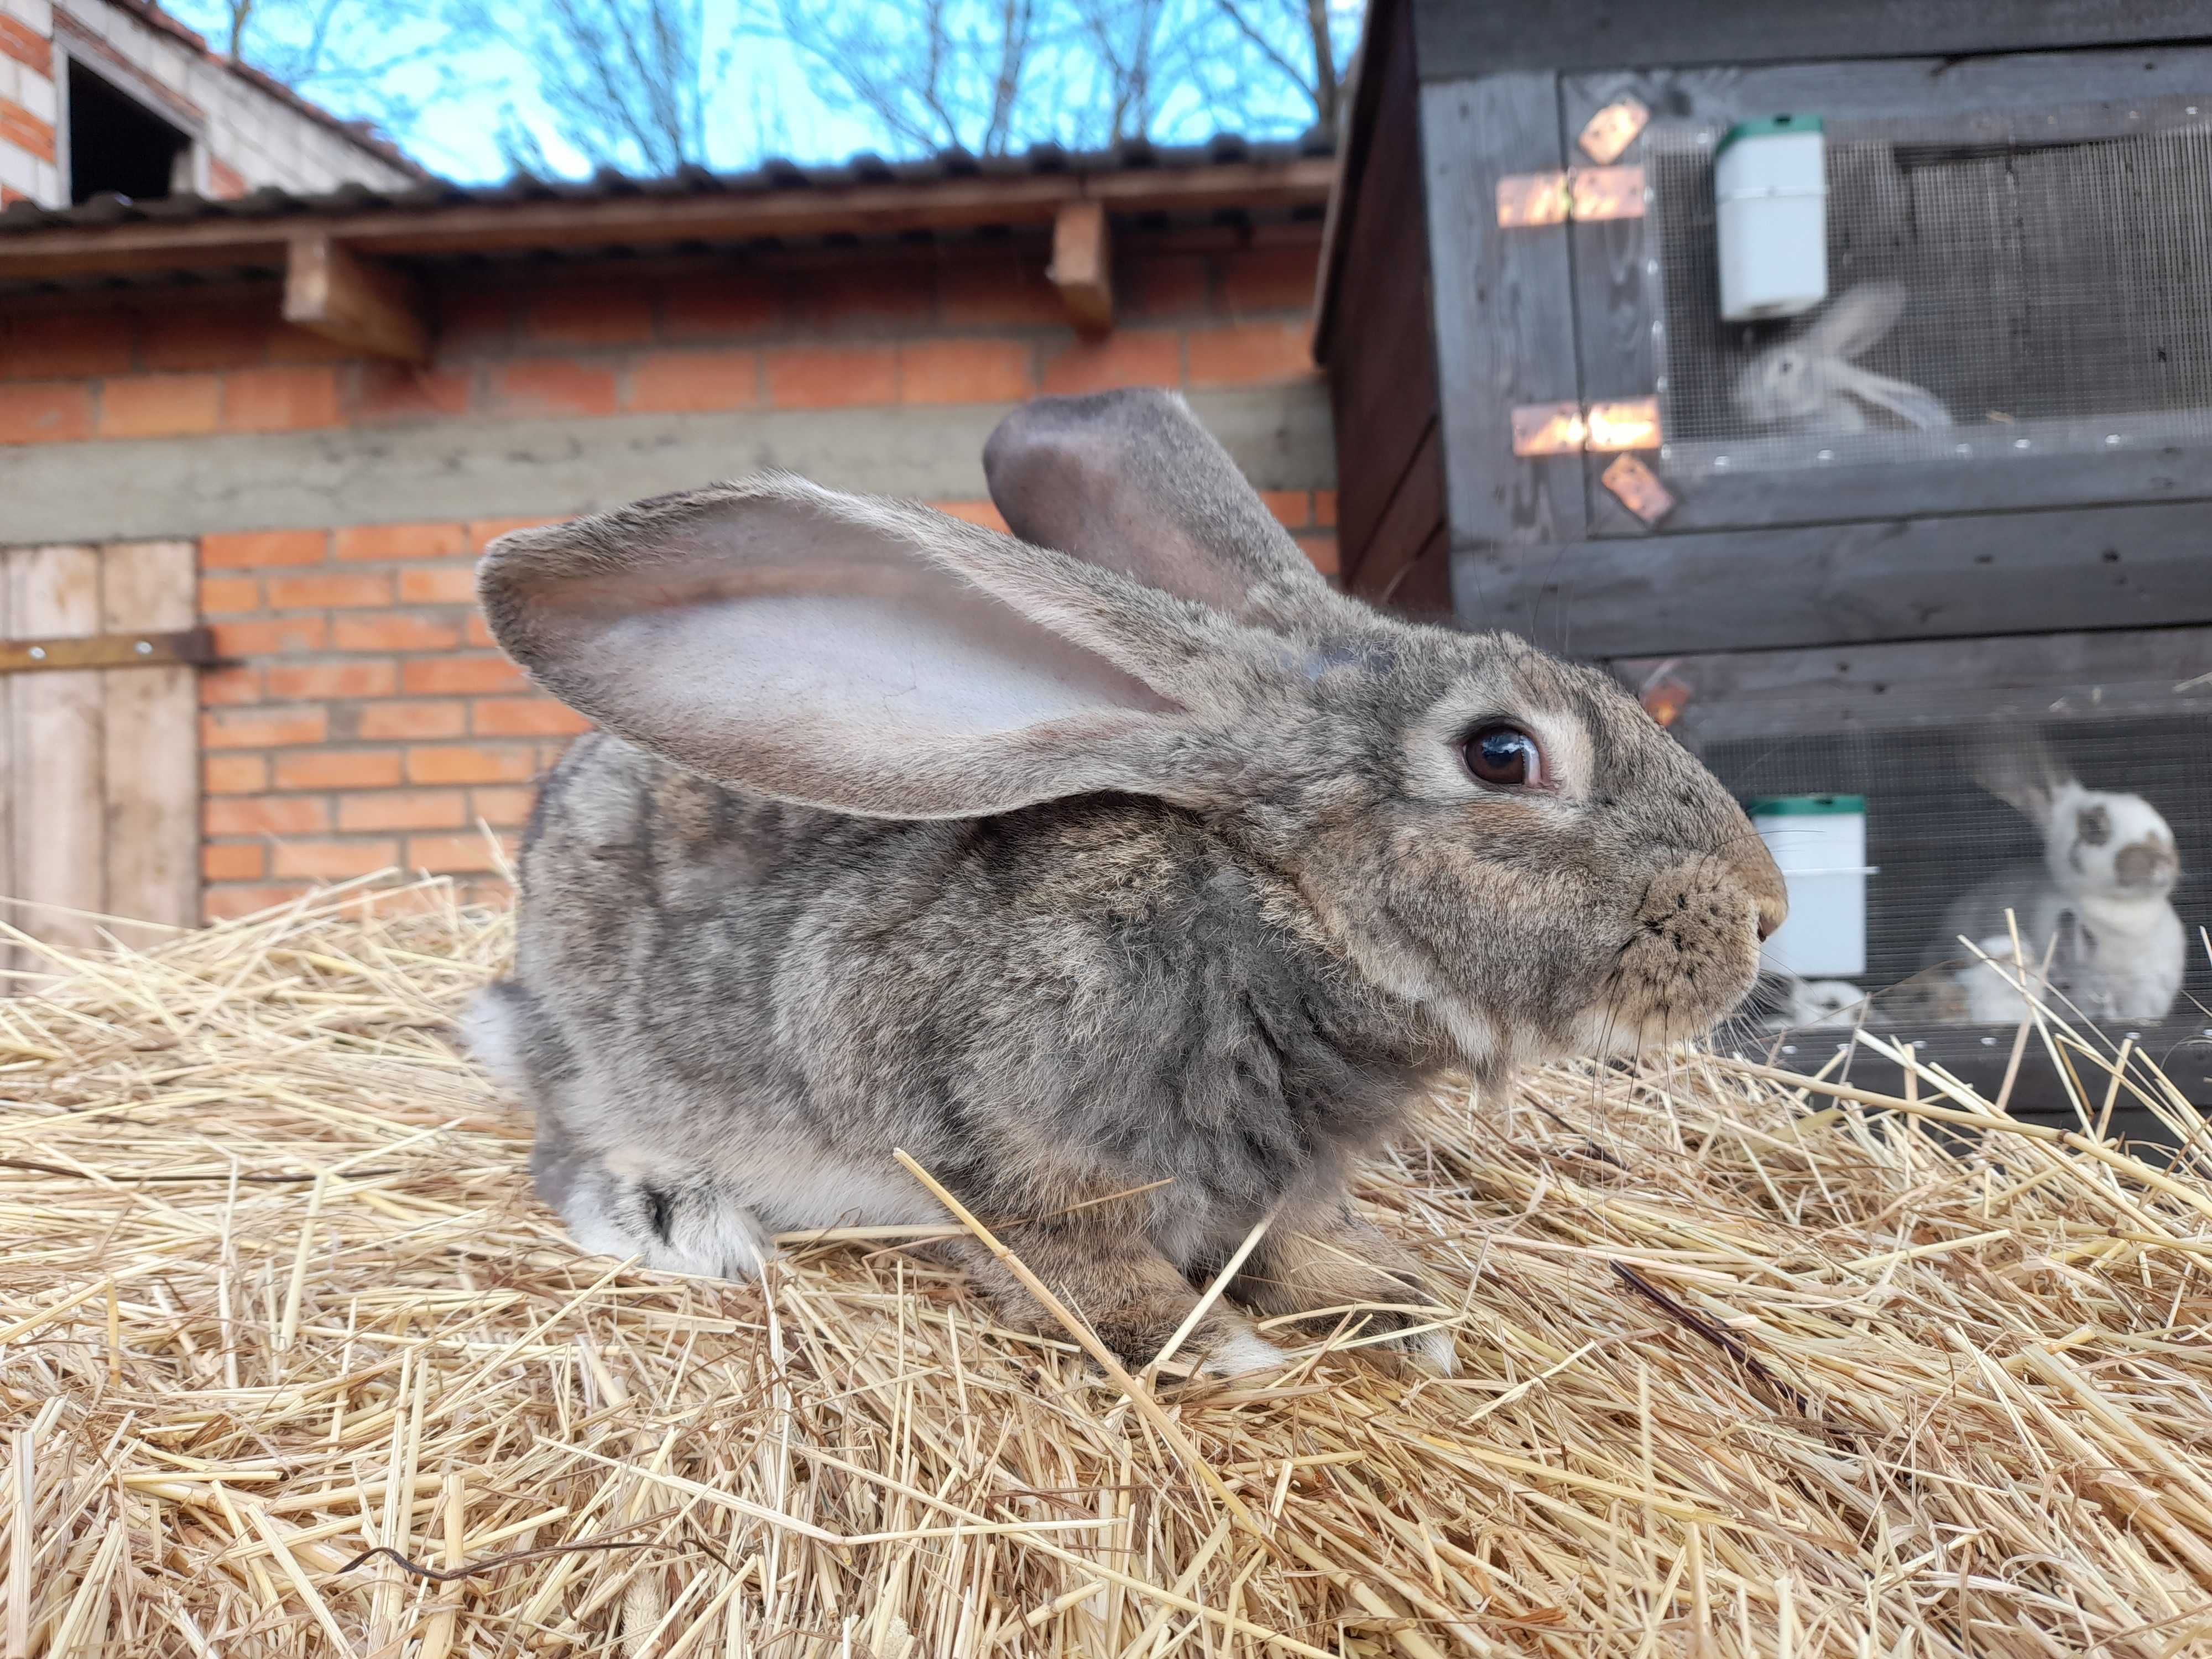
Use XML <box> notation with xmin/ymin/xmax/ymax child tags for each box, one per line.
<box><xmin>0</xmin><ymin>131</ymin><xmax>1333</xmax><ymax>238</ymax></box>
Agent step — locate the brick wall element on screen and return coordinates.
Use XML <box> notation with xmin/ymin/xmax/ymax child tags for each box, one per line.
<box><xmin>2</xmin><ymin>225</ymin><xmax>1334</xmax><ymax>921</ymax></box>
<box><xmin>0</xmin><ymin>0</ymin><xmax>58</xmax><ymax>206</ymax></box>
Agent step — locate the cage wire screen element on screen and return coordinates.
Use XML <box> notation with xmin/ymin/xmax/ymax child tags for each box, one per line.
<box><xmin>1647</xmin><ymin>98</ymin><xmax>2212</xmax><ymax>477</ymax></box>
<box><xmin>1698</xmin><ymin>713</ymin><xmax>2211</xmax><ymax>1036</ymax></box>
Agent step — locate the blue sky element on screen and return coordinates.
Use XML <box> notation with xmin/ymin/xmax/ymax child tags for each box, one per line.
<box><xmin>161</xmin><ymin>1</ymin><xmax>1363</xmax><ymax>184</ymax></box>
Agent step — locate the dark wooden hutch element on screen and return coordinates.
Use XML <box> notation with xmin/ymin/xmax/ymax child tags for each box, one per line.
<box><xmin>1316</xmin><ymin>0</ymin><xmax>2212</xmax><ymax>1113</ymax></box>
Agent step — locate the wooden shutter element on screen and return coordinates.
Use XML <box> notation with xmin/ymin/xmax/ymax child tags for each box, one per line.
<box><xmin>2</xmin><ymin>541</ymin><xmax>201</xmax><ymax>982</ymax></box>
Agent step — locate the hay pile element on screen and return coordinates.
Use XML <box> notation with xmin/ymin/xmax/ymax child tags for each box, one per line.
<box><xmin>3</xmin><ymin>878</ymin><xmax>2210</xmax><ymax>1658</ymax></box>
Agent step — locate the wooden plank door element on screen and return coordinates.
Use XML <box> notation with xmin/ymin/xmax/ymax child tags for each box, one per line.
<box><xmin>3</xmin><ymin>541</ymin><xmax>199</xmax><ymax>982</ymax></box>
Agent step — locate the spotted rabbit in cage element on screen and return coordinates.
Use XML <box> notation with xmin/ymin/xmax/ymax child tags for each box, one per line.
<box><xmin>1733</xmin><ymin>281</ymin><xmax>1952</xmax><ymax>435</ymax></box>
<box><xmin>463</xmin><ymin>389</ymin><xmax>1790</xmax><ymax>1379</ymax></box>
<box><xmin>1932</xmin><ymin>733</ymin><xmax>2184</xmax><ymax>1025</ymax></box>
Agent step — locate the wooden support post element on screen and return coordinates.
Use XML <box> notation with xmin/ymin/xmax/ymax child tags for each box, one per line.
<box><xmin>1048</xmin><ymin>200</ymin><xmax>1114</xmax><ymax>334</ymax></box>
<box><xmin>283</xmin><ymin>235</ymin><xmax>429</xmax><ymax>361</ymax></box>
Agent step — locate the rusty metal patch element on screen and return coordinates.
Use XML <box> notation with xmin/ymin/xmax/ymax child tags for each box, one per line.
<box><xmin>1585</xmin><ymin>396</ymin><xmax>1662</xmax><ymax>451</ymax></box>
<box><xmin>1497</xmin><ymin>167</ymin><xmax>1645</xmax><ymax>227</ymax></box>
<box><xmin>1495</xmin><ymin>172</ymin><xmax>1571</xmax><ymax>228</ymax></box>
<box><xmin>1601</xmin><ymin>453</ymin><xmax>1677</xmax><ymax>525</ymax></box>
<box><xmin>1510</xmin><ymin>401</ymin><xmax>1588</xmax><ymax>456</ymax></box>
<box><xmin>1579</xmin><ymin>97</ymin><xmax>1651</xmax><ymax>165</ymax></box>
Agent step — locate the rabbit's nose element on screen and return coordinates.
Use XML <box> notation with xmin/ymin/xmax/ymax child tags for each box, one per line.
<box><xmin>1730</xmin><ymin>836</ymin><xmax>1789</xmax><ymax>941</ymax></box>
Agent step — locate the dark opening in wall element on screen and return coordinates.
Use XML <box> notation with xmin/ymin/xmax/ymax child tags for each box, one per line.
<box><xmin>67</xmin><ymin>60</ymin><xmax>192</xmax><ymax>205</ymax></box>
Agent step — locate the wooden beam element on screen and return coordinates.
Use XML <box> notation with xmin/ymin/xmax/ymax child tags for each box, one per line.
<box><xmin>1047</xmin><ymin>200</ymin><xmax>1113</xmax><ymax>333</ymax></box>
<box><xmin>283</xmin><ymin>237</ymin><xmax>429</xmax><ymax>362</ymax></box>
<box><xmin>0</xmin><ymin>158</ymin><xmax>1337</xmax><ymax>283</ymax></box>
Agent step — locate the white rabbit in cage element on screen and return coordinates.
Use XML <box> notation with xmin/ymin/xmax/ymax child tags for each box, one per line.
<box><xmin>1935</xmin><ymin>734</ymin><xmax>2185</xmax><ymax>1024</ymax></box>
<box><xmin>1733</xmin><ymin>281</ymin><xmax>1953</xmax><ymax>435</ymax></box>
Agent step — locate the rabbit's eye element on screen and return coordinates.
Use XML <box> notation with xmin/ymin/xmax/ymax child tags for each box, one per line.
<box><xmin>1463</xmin><ymin>724</ymin><xmax>1545</xmax><ymax>789</ymax></box>
<box><xmin>1775</xmin><ymin>351</ymin><xmax>1801</xmax><ymax>377</ymax></box>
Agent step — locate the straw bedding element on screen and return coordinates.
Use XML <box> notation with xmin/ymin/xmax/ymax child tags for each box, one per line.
<box><xmin>3</xmin><ymin>877</ymin><xmax>2210</xmax><ymax>1658</ymax></box>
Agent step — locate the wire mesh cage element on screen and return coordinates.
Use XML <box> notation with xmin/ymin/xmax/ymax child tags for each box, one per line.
<box><xmin>1694</xmin><ymin>709</ymin><xmax>2211</xmax><ymax>1040</ymax></box>
<box><xmin>1647</xmin><ymin>97</ymin><xmax>2212</xmax><ymax>478</ymax></box>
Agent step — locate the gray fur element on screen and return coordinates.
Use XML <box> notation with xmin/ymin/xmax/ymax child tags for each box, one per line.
<box><xmin>468</xmin><ymin>389</ymin><xmax>1786</xmax><ymax>1374</ymax></box>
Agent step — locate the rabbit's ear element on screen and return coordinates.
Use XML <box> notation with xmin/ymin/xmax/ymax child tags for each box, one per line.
<box><xmin>1972</xmin><ymin>731</ymin><xmax>2069</xmax><ymax>827</ymax></box>
<box><xmin>1833</xmin><ymin>366</ymin><xmax>1952</xmax><ymax>430</ymax></box>
<box><xmin>982</xmin><ymin>389</ymin><xmax>1331</xmax><ymax>622</ymax></box>
<box><xmin>478</xmin><ymin>475</ymin><xmax>1251</xmax><ymax>819</ymax></box>
<box><xmin>1799</xmin><ymin>282</ymin><xmax>1908</xmax><ymax>361</ymax></box>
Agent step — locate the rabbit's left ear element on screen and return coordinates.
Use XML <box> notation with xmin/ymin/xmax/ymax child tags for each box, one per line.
<box><xmin>477</xmin><ymin>475</ymin><xmax>1261</xmax><ymax>820</ymax></box>
<box><xmin>1971</xmin><ymin>731</ymin><xmax>2067</xmax><ymax>828</ymax></box>
<box><xmin>983</xmin><ymin>389</ymin><xmax>1333</xmax><ymax>623</ymax></box>
<box><xmin>1801</xmin><ymin>282</ymin><xmax>1908</xmax><ymax>361</ymax></box>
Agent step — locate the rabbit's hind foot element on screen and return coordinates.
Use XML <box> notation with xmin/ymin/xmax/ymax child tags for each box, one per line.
<box><xmin>550</xmin><ymin>1151</ymin><xmax>780</xmax><ymax>1282</ymax></box>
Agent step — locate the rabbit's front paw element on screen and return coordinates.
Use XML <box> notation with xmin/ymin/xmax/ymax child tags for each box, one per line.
<box><xmin>1235</xmin><ymin>1221</ymin><xmax>1458</xmax><ymax>1374</ymax></box>
<box><xmin>564</xmin><ymin>1170</ymin><xmax>779</xmax><ymax>1281</ymax></box>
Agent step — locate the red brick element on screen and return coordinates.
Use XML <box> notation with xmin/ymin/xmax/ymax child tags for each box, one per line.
<box><xmin>938</xmin><ymin>257</ymin><xmax>1064</xmax><ymax>328</ymax></box>
<box><xmin>273</xmin><ymin>839</ymin><xmax>400</xmax><ymax>880</ymax></box>
<box><xmin>1039</xmin><ymin>331</ymin><xmax>1181</xmax><ymax>396</ymax></box>
<box><xmin>629</xmin><ymin>349</ymin><xmax>758</xmax><ymax>413</ymax></box>
<box><xmin>1186</xmin><ymin>322</ymin><xmax>1315</xmax><ymax>388</ymax></box>
<box><xmin>204</xmin><ymin>884</ymin><xmax>312</xmax><ymax>921</ymax></box>
<box><xmin>202</xmin><ymin>843</ymin><xmax>267</xmax><ymax>882</ymax></box>
<box><xmin>197</xmin><ymin>666</ymin><xmax>264</xmax><ymax>707</ymax></box>
<box><xmin>198</xmin><ymin>575</ymin><xmax>260</xmax><ymax>614</ymax></box>
<box><xmin>1260</xmin><ymin>490</ymin><xmax>1310</xmax><ymax>529</ymax></box>
<box><xmin>210</xmin><ymin>617</ymin><xmax>329</xmax><ymax>656</ymax></box>
<box><xmin>204</xmin><ymin>706</ymin><xmax>328</xmax><ymax>749</ymax></box>
<box><xmin>491</xmin><ymin>359</ymin><xmax>618</xmax><ymax>418</ymax></box>
<box><xmin>899</xmin><ymin>338</ymin><xmax>1032</xmax><ymax>405</ymax></box>
<box><xmin>1314</xmin><ymin>489</ymin><xmax>1337</xmax><ymax>528</ymax></box>
<box><xmin>1219</xmin><ymin>244</ymin><xmax>1318</xmax><ymax>315</ymax></box>
<box><xmin>207</xmin><ymin>157</ymin><xmax>247</xmax><ymax>200</ymax></box>
<box><xmin>765</xmin><ymin>345</ymin><xmax>898</xmax><ymax>409</ymax></box>
<box><xmin>0</xmin><ymin>98</ymin><xmax>55</xmax><ymax>163</ymax></box>
<box><xmin>268</xmin><ymin>324</ymin><xmax>361</xmax><ymax>364</ymax></box>
<box><xmin>1296</xmin><ymin>531</ymin><xmax>1339</xmax><ymax>577</ymax></box>
<box><xmin>790</xmin><ymin>265</ymin><xmax>935</xmax><ymax>333</ymax></box>
<box><xmin>333</xmin><ymin>522</ymin><xmax>468</xmax><ymax>562</ymax></box>
<box><xmin>527</xmin><ymin>285</ymin><xmax>655</xmax><ymax>347</ymax></box>
<box><xmin>264</xmin><ymin>659</ymin><xmax>400</xmax><ymax>700</ymax></box>
<box><xmin>357</xmin><ymin>362</ymin><xmax>473</xmax><ymax>422</ymax></box>
<box><xmin>436</xmin><ymin>290</ymin><xmax>514</xmax><ymax>356</ymax></box>
<box><xmin>1124</xmin><ymin>254</ymin><xmax>1211</xmax><ymax>319</ymax></box>
<box><xmin>223</xmin><ymin>366</ymin><xmax>342</xmax><ymax>432</ymax></box>
<box><xmin>101</xmin><ymin>374</ymin><xmax>222</xmax><ymax>438</ymax></box>
<box><xmin>206</xmin><ymin>796</ymin><xmax>331</xmax><ymax>836</ymax></box>
<box><xmin>467</xmin><ymin>517</ymin><xmax>556</xmax><ymax>552</ymax></box>
<box><xmin>141</xmin><ymin>309</ymin><xmax>271</xmax><ymax>372</ymax></box>
<box><xmin>661</xmin><ymin>272</ymin><xmax>780</xmax><ymax>340</ymax></box>
<box><xmin>929</xmin><ymin>499</ymin><xmax>1010</xmax><ymax>533</ymax></box>
<box><xmin>333</xmin><ymin>613</ymin><xmax>463</xmax><ymax>653</ymax></box>
<box><xmin>2</xmin><ymin>312</ymin><xmax>133</xmax><ymax>379</ymax></box>
<box><xmin>401</xmin><ymin>655</ymin><xmax>523</xmax><ymax>695</ymax></box>
<box><xmin>473</xmin><ymin>697</ymin><xmax>592</xmax><ymax>737</ymax></box>
<box><xmin>205</xmin><ymin>753</ymin><xmax>268</xmax><ymax>794</ymax></box>
<box><xmin>0</xmin><ymin>380</ymin><xmax>92</xmax><ymax>444</ymax></box>
<box><xmin>396</xmin><ymin>564</ymin><xmax>480</xmax><ymax>605</ymax></box>
<box><xmin>267</xmin><ymin>571</ymin><xmax>394</xmax><ymax>611</ymax></box>
<box><xmin>465</xmin><ymin>614</ymin><xmax>498</xmax><ymax>649</ymax></box>
<box><xmin>202</xmin><ymin>529</ymin><xmax>328</xmax><ymax>570</ymax></box>
<box><xmin>273</xmin><ymin>749</ymin><xmax>404</xmax><ymax>790</ymax></box>
<box><xmin>339</xmin><ymin>789</ymin><xmax>468</xmax><ymax>832</ymax></box>
<box><xmin>359</xmin><ymin>700</ymin><xmax>468</xmax><ymax>740</ymax></box>
<box><xmin>470</xmin><ymin>786</ymin><xmax>538</xmax><ymax>827</ymax></box>
<box><xmin>407</xmin><ymin>745</ymin><xmax>540</xmax><ymax>785</ymax></box>
<box><xmin>0</xmin><ymin>15</ymin><xmax>53</xmax><ymax>75</ymax></box>
<box><xmin>408</xmin><ymin>832</ymin><xmax>512</xmax><ymax>874</ymax></box>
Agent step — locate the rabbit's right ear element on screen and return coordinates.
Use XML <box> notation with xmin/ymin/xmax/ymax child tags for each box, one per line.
<box><xmin>983</xmin><ymin>389</ymin><xmax>1332</xmax><ymax>622</ymax></box>
<box><xmin>477</xmin><ymin>476</ymin><xmax>1256</xmax><ymax>820</ymax></box>
<box><xmin>1800</xmin><ymin>282</ymin><xmax>1908</xmax><ymax>361</ymax></box>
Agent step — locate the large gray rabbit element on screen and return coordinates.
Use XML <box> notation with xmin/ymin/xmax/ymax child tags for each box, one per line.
<box><xmin>466</xmin><ymin>390</ymin><xmax>1786</xmax><ymax>1376</ymax></box>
